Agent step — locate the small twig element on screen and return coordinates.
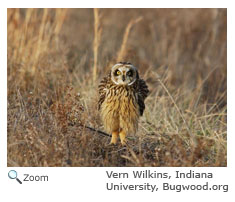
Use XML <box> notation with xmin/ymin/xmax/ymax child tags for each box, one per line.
<box><xmin>85</xmin><ymin>125</ymin><xmax>111</xmax><ymax>137</ymax></box>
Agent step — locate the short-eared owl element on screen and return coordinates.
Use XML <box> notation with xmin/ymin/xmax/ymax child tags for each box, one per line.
<box><xmin>98</xmin><ymin>62</ymin><xmax>149</xmax><ymax>145</ymax></box>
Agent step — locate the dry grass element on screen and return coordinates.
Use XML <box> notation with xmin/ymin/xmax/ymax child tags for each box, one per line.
<box><xmin>93</xmin><ymin>8</ymin><xmax>102</xmax><ymax>82</ymax></box>
<box><xmin>7</xmin><ymin>8</ymin><xmax>227</xmax><ymax>167</ymax></box>
<box><xmin>117</xmin><ymin>16</ymin><xmax>143</xmax><ymax>61</ymax></box>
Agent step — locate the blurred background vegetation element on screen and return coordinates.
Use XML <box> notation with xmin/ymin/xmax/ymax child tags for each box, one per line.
<box><xmin>7</xmin><ymin>8</ymin><xmax>227</xmax><ymax>166</ymax></box>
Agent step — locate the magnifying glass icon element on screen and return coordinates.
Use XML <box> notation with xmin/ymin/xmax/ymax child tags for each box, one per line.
<box><xmin>8</xmin><ymin>170</ymin><xmax>22</xmax><ymax>184</ymax></box>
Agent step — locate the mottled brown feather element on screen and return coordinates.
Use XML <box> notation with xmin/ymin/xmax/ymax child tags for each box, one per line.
<box><xmin>98</xmin><ymin>72</ymin><xmax>111</xmax><ymax>110</ymax></box>
<box><xmin>137</xmin><ymin>79</ymin><xmax>149</xmax><ymax>116</ymax></box>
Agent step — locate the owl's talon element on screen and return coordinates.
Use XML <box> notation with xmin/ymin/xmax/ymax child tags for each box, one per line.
<box><xmin>109</xmin><ymin>142</ymin><xmax>117</xmax><ymax>146</ymax></box>
<box><xmin>110</xmin><ymin>131</ymin><xmax>118</xmax><ymax>145</ymax></box>
<box><xmin>119</xmin><ymin>130</ymin><xmax>127</xmax><ymax>146</ymax></box>
<box><xmin>121</xmin><ymin>141</ymin><xmax>127</xmax><ymax>146</ymax></box>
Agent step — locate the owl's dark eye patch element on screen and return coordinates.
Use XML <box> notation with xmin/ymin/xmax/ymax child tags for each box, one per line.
<box><xmin>114</xmin><ymin>69</ymin><xmax>121</xmax><ymax>76</ymax></box>
<box><xmin>127</xmin><ymin>70</ymin><xmax>133</xmax><ymax>77</ymax></box>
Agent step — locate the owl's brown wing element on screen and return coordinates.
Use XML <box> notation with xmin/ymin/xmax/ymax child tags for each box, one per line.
<box><xmin>137</xmin><ymin>79</ymin><xmax>149</xmax><ymax>116</ymax></box>
<box><xmin>98</xmin><ymin>74</ymin><xmax>110</xmax><ymax>110</ymax></box>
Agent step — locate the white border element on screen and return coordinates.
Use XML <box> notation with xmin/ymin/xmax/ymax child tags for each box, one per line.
<box><xmin>1</xmin><ymin>1</ymin><xmax>234</xmax><ymax>202</ymax></box>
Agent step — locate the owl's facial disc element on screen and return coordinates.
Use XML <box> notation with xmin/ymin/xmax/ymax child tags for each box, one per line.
<box><xmin>111</xmin><ymin>64</ymin><xmax>137</xmax><ymax>86</ymax></box>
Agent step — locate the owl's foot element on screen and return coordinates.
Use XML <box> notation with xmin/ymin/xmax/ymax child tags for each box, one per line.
<box><xmin>110</xmin><ymin>131</ymin><xmax>119</xmax><ymax>145</ymax></box>
<box><xmin>119</xmin><ymin>130</ymin><xmax>127</xmax><ymax>146</ymax></box>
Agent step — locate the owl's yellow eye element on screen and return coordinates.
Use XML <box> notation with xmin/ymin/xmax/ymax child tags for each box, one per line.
<box><xmin>116</xmin><ymin>70</ymin><xmax>121</xmax><ymax>75</ymax></box>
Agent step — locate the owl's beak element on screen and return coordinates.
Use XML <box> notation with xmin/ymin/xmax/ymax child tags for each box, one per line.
<box><xmin>122</xmin><ymin>75</ymin><xmax>126</xmax><ymax>81</ymax></box>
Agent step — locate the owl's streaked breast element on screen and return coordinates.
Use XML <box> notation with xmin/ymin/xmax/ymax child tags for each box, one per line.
<box><xmin>100</xmin><ymin>85</ymin><xmax>139</xmax><ymax>134</ymax></box>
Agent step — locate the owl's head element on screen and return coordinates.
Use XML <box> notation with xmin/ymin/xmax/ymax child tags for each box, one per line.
<box><xmin>110</xmin><ymin>62</ymin><xmax>139</xmax><ymax>86</ymax></box>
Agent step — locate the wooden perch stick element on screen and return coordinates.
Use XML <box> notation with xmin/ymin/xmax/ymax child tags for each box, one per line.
<box><xmin>85</xmin><ymin>125</ymin><xmax>111</xmax><ymax>137</ymax></box>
